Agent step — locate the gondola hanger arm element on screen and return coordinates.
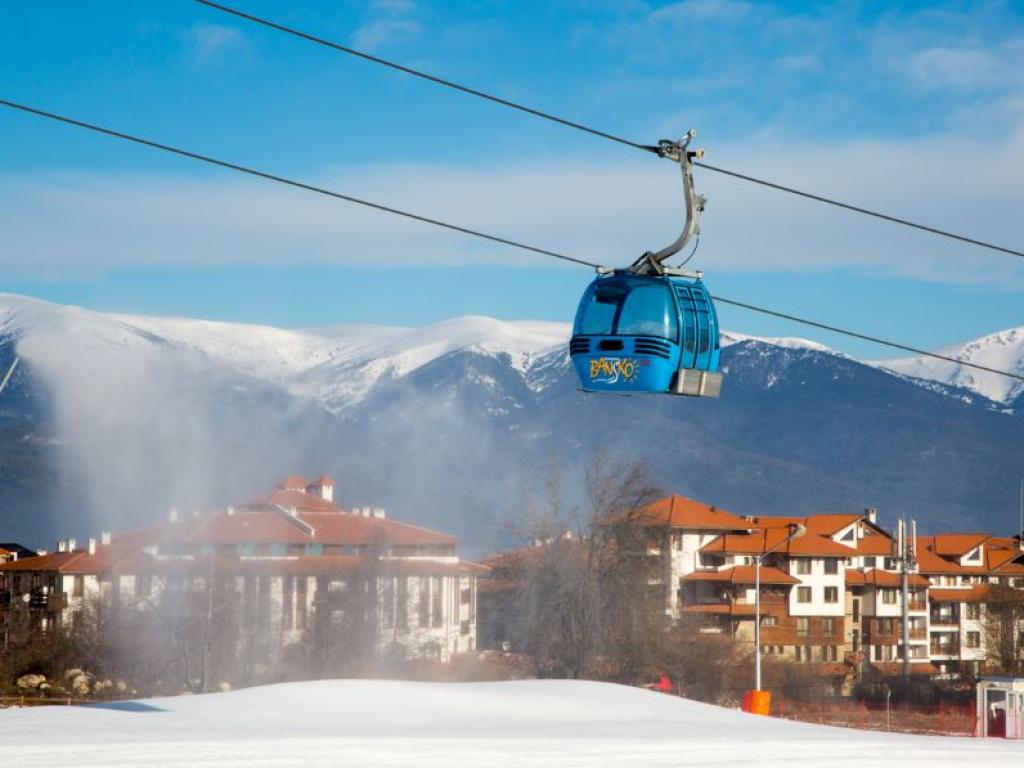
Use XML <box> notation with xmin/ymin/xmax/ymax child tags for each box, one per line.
<box><xmin>628</xmin><ymin>130</ymin><xmax>705</xmax><ymax>278</ymax></box>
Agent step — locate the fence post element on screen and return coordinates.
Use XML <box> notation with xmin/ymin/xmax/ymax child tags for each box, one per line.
<box><xmin>860</xmin><ymin>698</ymin><xmax>866</xmax><ymax>730</ymax></box>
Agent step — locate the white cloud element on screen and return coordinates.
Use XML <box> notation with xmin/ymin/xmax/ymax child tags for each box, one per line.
<box><xmin>649</xmin><ymin>0</ymin><xmax>752</xmax><ymax>24</ymax></box>
<box><xmin>907</xmin><ymin>46</ymin><xmax>1001</xmax><ymax>90</ymax></box>
<box><xmin>186</xmin><ymin>22</ymin><xmax>246</xmax><ymax>65</ymax></box>
<box><xmin>2</xmin><ymin>125</ymin><xmax>1023</xmax><ymax>287</ymax></box>
<box><xmin>352</xmin><ymin>19</ymin><xmax>422</xmax><ymax>51</ymax></box>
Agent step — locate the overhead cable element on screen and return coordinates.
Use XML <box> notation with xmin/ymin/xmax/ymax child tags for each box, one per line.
<box><xmin>193</xmin><ymin>0</ymin><xmax>652</xmax><ymax>154</ymax></box>
<box><xmin>195</xmin><ymin>0</ymin><xmax>1024</xmax><ymax>262</ymax></box>
<box><xmin>0</xmin><ymin>98</ymin><xmax>591</xmax><ymax>269</ymax></box>
<box><xmin>1</xmin><ymin>97</ymin><xmax>1020</xmax><ymax>383</ymax></box>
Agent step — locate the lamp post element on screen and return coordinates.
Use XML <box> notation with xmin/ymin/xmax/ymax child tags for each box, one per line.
<box><xmin>754</xmin><ymin>522</ymin><xmax>806</xmax><ymax>692</ymax></box>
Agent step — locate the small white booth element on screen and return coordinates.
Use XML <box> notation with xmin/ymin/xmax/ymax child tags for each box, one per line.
<box><xmin>976</xmin><ymin>677</ymin><xmax>1024</xmax><ymax>739</ymax></box>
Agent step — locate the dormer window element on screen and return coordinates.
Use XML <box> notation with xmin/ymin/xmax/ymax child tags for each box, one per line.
<box><xmin>965</xmin><ymin>547</ymin><xmax>982</xmax><ymax>563</ymax></box>
<box><xmin>840</xmin><ymin>528</ymin><xmax>855</xmax><ymax>543</ymax></box>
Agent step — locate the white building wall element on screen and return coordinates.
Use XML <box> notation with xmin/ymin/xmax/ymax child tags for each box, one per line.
<box><xmin>788</xmin><ymin>557</ymin><xmax>845</xmax><ymax>617</ymax></box>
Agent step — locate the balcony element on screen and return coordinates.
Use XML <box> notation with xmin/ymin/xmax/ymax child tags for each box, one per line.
<box><xmin>930</xmin><ymin>612</ymin><xmax>958</xmax><ymax>626</ymax></box>
<box><xmin>931</xmin><ymin>642</ymin><xmax>959</xmax><ymax>657</ymax></box>
<box><xmin>908</xmin><ymin>628</ymin><xmax>927</xmax><ymax>640</ymax></box>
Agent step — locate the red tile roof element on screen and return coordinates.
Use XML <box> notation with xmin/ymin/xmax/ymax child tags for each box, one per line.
<box><xmin>626</xmin><ymin>495</ymin><xmax>753</xmax><ymax>531</ymax></box>
<box><xmin>855</xmin><ymin>534</ymin><xmax>895</xmax><ymax>556</ymax></box>
<box><xmin>932</xmin><ymin>533</ymin><xmax>990</xmax><ymax>557</ymax></box>
<box><xmin>803</xmin><ymin>514</ymin><xmax>863</xmax><ymax>537</ymax></box>
<box><xmin>700</xmin><ymin>528</ymin><xmax>852</xmax><ymax>557</ymax></box>
<box><xmin>681</xmin><ymin>566</ymin><xmax>799</xmax><ymax>585</ymax></box>
<box><xmin>844</xmin><ymin>569</ymin><xmax>929</xmax><ymax>587</ymax></box>
<box><xmin>929</xmin><ymin>586</ymin><xmax>991</xmax><ymax>603</ymax></box>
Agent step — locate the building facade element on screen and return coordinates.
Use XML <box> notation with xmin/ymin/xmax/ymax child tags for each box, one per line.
<box><xmin>481</xmin><ymin>494</ymin><xmax>1024</xmax><ymax>688</ymax></box>
<box><xmin>0</xmin><ymin>475</ymin><xmax>486</xmax><ymax>664</ymax></box>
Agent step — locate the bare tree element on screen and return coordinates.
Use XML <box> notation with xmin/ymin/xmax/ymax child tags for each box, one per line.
<box><xmin>508</xmin><ymin>455</ymin><xmax>663</xmax><ymax>682</ymax></box>
<box><xmin>984</xmin><ymin>584</ymin><xmax>1024</xmax><ymax>676</ymax></box>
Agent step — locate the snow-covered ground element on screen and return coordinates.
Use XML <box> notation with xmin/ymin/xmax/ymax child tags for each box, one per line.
<box><xmin>0</xmin><ymin>679</ymin><xmax>1018</xmax><ymax>767</ymax></box>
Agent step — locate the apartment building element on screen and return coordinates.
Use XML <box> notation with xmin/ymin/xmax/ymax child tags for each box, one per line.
<box><xmin>0</xmin><ymin>475</ymin><xmax>486</xmax><ymax>662</ymax></box>
<box><xmin>481</xmin><ymin>493</ymin><xmax>1024</xmax><ymax>686</ymax></box>
<box><xmin>916</xmin><ymin>534</ymin><xmax>1024</xmax><ymax>678</ymax></box>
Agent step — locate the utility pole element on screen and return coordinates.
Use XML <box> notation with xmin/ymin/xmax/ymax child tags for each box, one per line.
<box><xmin>893</xmin><ymin>517</ymin><xmax>917</xmax><ymax>682</ymax></box>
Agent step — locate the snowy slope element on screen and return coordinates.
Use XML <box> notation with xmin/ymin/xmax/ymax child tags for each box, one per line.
<box><xmin>0</xmin><ymin>294</ymin><xmax>568</xmax><ymax>412</ymax></box>
<box><xmin>3</xmin><ymin>293</ymin><xmax>1021</xmax><ymax>409</ymax></box>
<box><xmin>876</xmin><ymin>327</ymin><xmax>1024</xmax><ymax>405</ymax></box>
<box><xmin>0</xmin><ymin>679</ymin><xmax>1017</xmax><ymax>768</ymax></box>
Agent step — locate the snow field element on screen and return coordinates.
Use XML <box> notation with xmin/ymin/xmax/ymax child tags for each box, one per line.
<box><xmin>0</xmin><ymin>679</ymin><xmax>1020</xmax><ymax>767</ymax></box>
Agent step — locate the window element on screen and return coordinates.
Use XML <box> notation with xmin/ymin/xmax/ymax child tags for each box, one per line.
<box><xmin>761</xmin><ymin>615</ymin><xmax>778</xmax><ymax>627</ymax></box>
<box><xmin>796</xmin><ymin>617</ymin><xmax>810</xmax><ymax>636</ymax></box>
<box><xmin>863</xmin><ymin>556</ymin><xmax>876</xmax><ymax>568</ymax></box>
<box><xmin>237</xmin><ymin>543</ymin><xmax>255</xmax><ymax>557</ymax></box>
<box><xmin>965</xmin><ymin>547</ymin><xmax>981</xmax><ymax>563</ymax></box>
<box><xmin>796</xmin><ymin>559</ymin><xmax>811</xmax><ymax>575</ymax></box>
<box><xmin>882</xmin><ymin>588</ymin><xmax>897</xmax><ymax>604</ymax></box>
<box><xmin>461</xmin><ymin>587</ymin><xmax>471</xmax><ymax>605</ymax></box>
<box><xmin>966</xmin><ymin>603</ymin><xmax>981</xmax><ymax>620</ymax></box>
<box><xmin>851</xmin><ymin>629</ymin><xmax>860</xmax><ymax>652</ymax></box>
<box><xmin>841</xmin><ymin>528</ymin><xmax>855</xmax><ymax>542</ymax></box>
<box><xmin>418</xmin><ymin>577</ymin><xmax>430</xmax><ymax>626</ymax></box>
<box><xmin>269</xmin><ymin>543</ymin><xmax>286</xmax><ymax>557</ymax></box>
<box><xmin>305</xmin><ymin>543</ymin><xmax>324</xmax><ymax>556</ymax></box>
<box><xmin>396</xmin><ymin>577</ymin><xmax>408</xmax><ymax>631</ymax></box>
<box><xmin>576</xmin><ymin>281</ymin><xmax>678</xmax><ymax>341</ymax></box>
<box><xmin>283</xmin><ymin>575</ymin><xmax>294</xmax><ymax>630</ymax></box>
<box><xmin>72</xmin><ymin>575</ymin><xmax>84</xmax><ymax>598</ymax></box>
<box><xmin>884</xmin><ymin>557</ymin><xmax>897</xmax><ymax>570</ymax></box>
<box><xmin>824</xmin><ymin>558</ymin><xmax>838</xmax><ymax>575</ymax></box>
<box><xmin>821</xmin><ymin>617</ymin><xmax>835</xmax><ymax>636</ymax></box>
<box><xmin>797</xmin><ymin>586</ymin><xmax>811</xmax><ymax>603</ymax></box>
<box><xmin>135</xmin><ymin>573</ymin><xmax>151</xmax><ymax>598</ymax></box>
<box><xmin>966</xmin><ymin>631</ymin><xmax>981</xmax><ymax>649</ymax></box>
<box><xmin>431</xmin><ymin>576</ymin><xmax>443</xmax><ymax>627</ymax></box>
<box><xmin>824</xmin><ymin>587</ymin><xmax>838</xmax><ymax>603</ymax></box>
<box><xmin>821</xmin><ymin>645</ymin><xmax>837</xmax><ymax>662</ymax></box>
<box><xmin>852</xmin><ymin>598</ymin><xmax>860</xmax><ymax>622</ymax></box>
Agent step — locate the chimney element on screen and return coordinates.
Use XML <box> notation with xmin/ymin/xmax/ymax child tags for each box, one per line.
<box><xmin>169</xmin><ymin>508</ymin><xmax>179</xmax><ymax>524</ymax></box>
<box><xmin>57</xmin><ymin>540</ymin><xmax>67</xmax><ymax>553</ymax></box>
<box><xmin>101</xmin><ymin>531</ymin><xmax>111</xmax><ymax>545</ymax></box>
<box><xmin>67</xmin><ymin>538</ymin><xmax>77</xmax><ymax>553</ymax></box>
<box><xmin>35</xmin><ymin>550</ymin><xmax>45</xmax><ymax>557</ymax></box>
<box><xmin>226</xmin><ymin>506</ymin><xmax>235</xmax><ymax>516</ymax></box>
<box><xmin>307</xmin><ymin>476</ymin><xmax>334</xmax><ymax>502</ymax></box>
<box><xmin>372</xmin><ymin>508</ymin><xmax>386</xmax><ymax>519</ymax></box>
<box><xmin>865</xmin><ymin>507</ymin><xmax>877</xmax><ymax>525</ymax></box>
<box><xmin>87</xmin><ymin>538</ymin><xmax>97</xmax><ymax>555</ymax></box>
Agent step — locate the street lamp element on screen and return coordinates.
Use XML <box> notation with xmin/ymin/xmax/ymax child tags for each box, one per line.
<box><xmin>754</xmin><ymin>522</ymin><xmax>806</xmax><ymax>692</ymax></box>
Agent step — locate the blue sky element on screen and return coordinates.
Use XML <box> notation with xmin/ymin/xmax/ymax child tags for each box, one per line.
<box><xmin>2</xmin><ymin>0</ymin><xmax>1023</xmax><ymax>357</ymax></box>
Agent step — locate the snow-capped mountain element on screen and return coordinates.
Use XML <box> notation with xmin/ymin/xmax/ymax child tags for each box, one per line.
<box><xmin>2</xmin><ymin>293</ymin><xmax>1022</xmax><ymax>551</ymax></box>
<box><xmin>875</xmin><ymin>327</ymin><xmax>1024</xmax><ymax>406</ymax></box>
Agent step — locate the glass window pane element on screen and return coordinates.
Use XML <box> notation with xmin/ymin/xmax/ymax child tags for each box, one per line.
<box><xmin>578</xmin><ymin>284</ymin><xmax>626</xmax><ymax>335</ymax></box>
<box><xmin>616</xmin><ymin>284</ymin><xmax>677</xmax><ymax>340</ymax></box>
